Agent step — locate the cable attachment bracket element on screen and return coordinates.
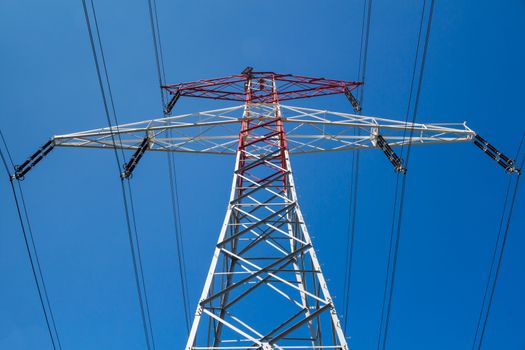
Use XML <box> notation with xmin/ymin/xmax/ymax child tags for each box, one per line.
<box><xmin>375</xmin><ymin>134</ymin><xmax>407</xmax><ymax>174</ymax></box>
<box><xmin>473</xmin><ymin>134</ymin><xmax>520</xmax><ymax>174</ymax></box>
<box><xmin>12</xmin><ymin>139</ymin><xmax>55</xmax><ymax>181</ymax></box>
<box><xmin>241</xmin><ymin>66</ymin><xmax>253</xmax><ymax>75</ymax></box>
<box><xmin>344</xmin><ymin>86</ymin><xmax>362</xmax><ymax>113</ymax></box>
<box><xmin>121</xmin><ymin>137</ymin><xmax>150</xmax><ymax>179</ymax></box>
<box><xmin>164</xmin><ymin>89</ymin><xmax>181</xmax><ymax>115</ymax></box>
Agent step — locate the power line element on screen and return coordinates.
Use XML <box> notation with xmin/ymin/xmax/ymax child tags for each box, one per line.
<box><xmin>126</xmin><ymin>181</ymin><xmax>158</xmax><ymax>350</ymax></box>
<box><xmin>0</xmin><ymin>131</ymin><xmax>15</xmax><ymax>167</ymax></box>
<box><xmin>80</xmin><ymin>1</ymin><xmax>157</xmax><ymax>348</ymax></box>
<box><xmin>376</xmin><ymin>1</ymin><xmax>435</xmax><ymax>349</ymax></box>
<box><xmin>166</xmin><ymin>138</ymin><xmax>191</xmax><ymax>333</ymax></box>
<box><xmin>342</xmin><ymin>0</ymin><xmax>373</xmax><ymax>332</ymax></box>
<box><xmin>86</xmin><ymin>0</ymin><xmax>126</xmax><ymax>164</ymax></box>
<box><xmin>146</xmin><ymin>0</ymin><xmax>168</xmax><ymax>107</ymax></box>
<box><xmin>145</xmin><ymin>0</ymin><xmax>192</xmax><ymax>334</ymax></box>
<box><xmin>0</xmin><ymin>131</ymin><xmax>62</xmax><ymax>350</ymax></box>
<box><xmin>356</xmin><ymin>0</ymin><xmax>373</xmax><ymax>104</ymax></box>
<box><xmin>342</xmin><ymin>146</ymin><xmax>359</xmax><ymax>332</ymax></box>
<box><xmin>472</xmin><ymin>133</ymin><xmax>524</xmax><ymax>350</ymax></box>
<box><xmin>376</xmin><ymin>2</ymin><xmax>428</xmax><ymax>340</ymax></box>
<box><xmin>120</xmin><ymin>180</ymin><xmax>157</xmax><ymax>350</ymax></box>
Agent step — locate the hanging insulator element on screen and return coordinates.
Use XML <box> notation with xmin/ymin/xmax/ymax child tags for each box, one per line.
<box><xmin>12</xmin><ymin>139</ymin><xmax>55</xmax><ymax>180</ymax></box>
<box><xmin>343</xmin><ymin>86</ymin><xmax>362</xmax><ymax>113</ymax></box>
<box><xmin>473</xmin><ymin>134</ymin><xmax>519</xmax><ymax>173</ymax></box>
<box><xmin>164</xmin><ymin>90</ymin><xmax>181</xmax><ymax>115</ymax></box>
<box><xmin>241</xmin><ymin>66</ymin><xmax>253</xmax><ymax>75</ymax></box>
<box><xmin>475</xmin><ymin>134</ymin><xmax>513</xmax><ymax>164</ymax></box>
<box><xmin>121</xmin><ymin>137</ymin><xmax>150</xmax><ymax>179</ymax></box>
<box><xmin>376</xmin><ymin>134</ymin><xmax>406</xmax><ymax>174</ymax></box>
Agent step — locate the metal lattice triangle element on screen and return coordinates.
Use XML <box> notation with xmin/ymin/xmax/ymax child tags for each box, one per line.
<box><xmin>185</xmin><ymin>103</ymin><xmax>348</xmax><ymax>350</ymax></box>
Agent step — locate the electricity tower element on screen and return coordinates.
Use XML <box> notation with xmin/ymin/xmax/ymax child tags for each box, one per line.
<box><xmin>12</xmin><ymin>69</ymin><xmax>518</xmax><ymax>349</ymax></box>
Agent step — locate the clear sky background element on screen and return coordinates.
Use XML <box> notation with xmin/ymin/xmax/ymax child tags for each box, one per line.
<box><xmin>1</xmin><ymin>0</ymin><xmax>524</xmax><ymax>349</ymax></box>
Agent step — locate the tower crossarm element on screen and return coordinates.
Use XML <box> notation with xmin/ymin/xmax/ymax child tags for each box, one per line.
<box><xmin>278</xmin><ymin>105</ymin><xmax>476</xmax><ymax>154</ymax></box>
<box><xmin>161</xmin><ymin>71</ymin><xmax>363</xmax><ymax>104</ymax></box>
<box><xmin>51</xmin><ymin>105</ymin><xmax>246</xmax><ymax>155</ymax></box>
<box><xmin>12</xmin><ymin>103</ymin><xmax>518</xmax><ymax>179</ymax></box>
<box><xmin>49</xmin><ymin>104</ymin><xmax>475</xmax><ymax>155</ymax></box>
<box><xmin>7</xmin><ymin>70</ymin><xmax>520</xmax><ymax>350</ymax></box>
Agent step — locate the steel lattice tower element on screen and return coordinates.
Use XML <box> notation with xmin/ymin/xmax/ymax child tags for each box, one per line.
<box><xmin>184</xmin><ymin>81</ymin><xmax>348</xmax><ymax>348</ymax></box>
<box><xmin>12</xmin><ymin>70</ymin><xmax>519</xmax><ymax>350</ymax></box>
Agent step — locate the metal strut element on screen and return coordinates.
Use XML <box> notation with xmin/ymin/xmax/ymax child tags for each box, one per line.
<box><xmin>241</xmin><ymin>66</ymin><xmax>254</xmax><ymax>75</ymax></box>
<box><xmin>164</xmin><ymin>89</ymin><xmax>181</xmax><ymax>115</ymax></box>
<box><xmin>344</xmin><ymin>86</ymin><xmax>362</xmax><ymax>113</ymax></box>
<box><xmin>376</xmin><ymin>134</ymin><xmax>407</xmax><ymax>174</ymax></box>
<box><xmin>473</xmin><ymin>134</ymin><xmax>520</xmax><ymax>174</ymax></box>
<box><xmin>12</xmin><ymin>139</ymin><xmax>55</xmax><ymax>180</ymax></box>
<box><xmin>121</xmin><ymin>137</ymin><xmax>150</xmax><ymax>179</ymax></box>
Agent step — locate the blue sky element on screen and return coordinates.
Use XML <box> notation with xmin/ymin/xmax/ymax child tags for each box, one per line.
<box><xmin>1</xmin><ymin>0</ymin><xmax>524</xmax><ymax>349</ymax></box>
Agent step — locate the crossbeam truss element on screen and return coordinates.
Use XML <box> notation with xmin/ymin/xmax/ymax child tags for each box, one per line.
<box><xmin>11</xmin><ymin>70</ymin><xmax>519</xmax><ymax>349</ymax></box>
<box><xmin>51</xmin><ymin>104</ymin><xmax>475</xmax><ymax>156</ymax></box>
<box><xmin>182</xmin><ymin>99</ymin><xmax>348</xmax><ymax>349</ymax></box>
<box><xmin>162</xmin><ymin>71</ymin><xmax>362</xmax><ymax>103</ymax></box>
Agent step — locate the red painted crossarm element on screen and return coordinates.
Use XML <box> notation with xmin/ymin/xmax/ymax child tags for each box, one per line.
<box><xmin>162</xmin><ymin>71</ymin><xmax>363</xmax><ymax>103</ymax></box>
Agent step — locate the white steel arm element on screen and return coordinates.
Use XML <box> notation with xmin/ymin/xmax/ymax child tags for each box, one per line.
<box><xmin>51</xmin><ymin>103</ymin><xmax>475</xmax><ymax>156</ymax></box>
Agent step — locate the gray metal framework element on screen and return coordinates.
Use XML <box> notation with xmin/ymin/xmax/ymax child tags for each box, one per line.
<box><xmin>42</xmin><ymin>102</ymin><xmax>478</xmax><ymax>350</ymax></box>
<box><xmin>51</xmin><ymin>104</ymin><xmax>475</xmax><ymax>155</ymax></box>
<box><xmin>11</xmin><ymin>72</ymin><xmax>519</xmax><ymax>349</ymax></box>
<box><xmin>182</xmin><ymin>99</ymin><xmax>349</xmax><ymax>349</ymax></box>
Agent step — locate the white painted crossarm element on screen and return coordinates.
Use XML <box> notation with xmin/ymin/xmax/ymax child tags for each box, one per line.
<box><xmin>50</xmin><ymin>103</ymin><xmax>475</xmax><ymax>155</ymax></box>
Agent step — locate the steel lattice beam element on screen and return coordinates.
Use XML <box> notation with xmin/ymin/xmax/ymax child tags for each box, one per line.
<box><xmin>184</xmin><ymin>78</ymin><xmax>348</xmax><ymax>348</ymax></box>
<box><xmin>50</xmin><ymin>104</ymin><xmax>476</xmax><ymax>156</ymax></box>
<box><xmin>9</xmin><ymin>70</ymin><xmax>520</xmax><ymax>350</ymax></box>
<box><xmin>161</xmin><ymin>71</ymin><xmax>362</xmax><ymax>103</ymax></box>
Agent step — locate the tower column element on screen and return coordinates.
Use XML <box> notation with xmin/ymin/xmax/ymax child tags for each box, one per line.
<box><xmin>185</xmin><ymin>86</ymin><xmax>349</xmax><ymax>349</ymax></box>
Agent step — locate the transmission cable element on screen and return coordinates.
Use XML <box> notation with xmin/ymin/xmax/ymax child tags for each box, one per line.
<box><xmin>342</xmin><ymin>0</ymin><xmax>373</xmax><ymax>332</ymax></box>
<box><xmin>342</xmin><ymin>147</ymin><xmax>359</xmax><ymax>333</ymax></box>
<box><xmin>376</xmin><ymin>1</ymin><xmax>435</xmax><ymax>349</ymax></box>
<box><xmin>471</xmin><ymin>133</ymin><xmax>524</xmax><ymax>350</ymax></box>
<box><xmin>146</xmin><ymin>0</ymin><xmax>168</xmax><ymax>108</ymax></box>
<box><xmin>84</xmin><ymin>3</ymin><xmax>158</xmax><ymax>347</ymax></box>
<box><xmin>356</xmin><ymin>0</ymin><xmax>373</xmax><ymax>104</ymax></box>
<box><xmin>145</xmin><ymin>0</ymin><xmax>192</xmax><ymax>334</ymax></box>
<box><xmin>0</xmin><ymin>130</ymin><xmax>62</xmax><ymax>350</ymax></box>
<box><xmin>166</xmin><ymin>144</ymin><xmax>191</xmax><ymax>333</ymax></box>
<box><xmin>80</xmin><ymin>1</ymin><xmax>157</xmax><ymax>348</ymax></box>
